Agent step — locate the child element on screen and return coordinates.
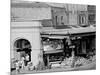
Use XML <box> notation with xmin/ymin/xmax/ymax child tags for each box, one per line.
<box><xmin>15</xmin><ymin>57</ymin><xmax>25</xmax><ymax>73</ymax></box>
<box><xmin>15</xmin><ymin>60</ymin><xmax>20</xmax><ymax>73</ymax></box>
<box><xmin>27</xmin><ymin>62</ymin><xmax>33</xmax><ymax>71</ymax></box>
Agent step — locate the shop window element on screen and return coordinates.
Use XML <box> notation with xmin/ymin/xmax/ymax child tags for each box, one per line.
<box><xmin>76</xmin><ymin>39</ymin><xmax>86</xmax><ymax>55</ymax></box>
<box><xmin>81</xmin><ymin>40</ymin><xmax>86</xmax><ymax>54</ymax></box>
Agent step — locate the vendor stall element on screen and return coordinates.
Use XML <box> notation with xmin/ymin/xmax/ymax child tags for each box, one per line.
<box><xmin>41</xmin><ymin>36</ymin><xmax>66</xmax><ymax>67</ymax></box>
<box><xmin>41</xmin><ymin>26</ymin><xmax>96</xmax><ymax>68</ymax></box>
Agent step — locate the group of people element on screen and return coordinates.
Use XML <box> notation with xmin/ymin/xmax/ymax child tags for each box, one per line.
<box><xmin>15</xmin><ymin>54</ymin><xmax>31</xmax><ymax>72</ymax></box>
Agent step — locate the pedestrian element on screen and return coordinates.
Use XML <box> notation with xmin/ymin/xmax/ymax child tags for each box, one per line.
<box><xmin>20</xmin><ymin>57</ymin><xmax>25</xmax><ymax>70</ymax></box>
<box><xmin>27</xmin><ymin>62</ymin><xmax>33</xmax><ymax>71</ymax></box>
<box><xmin>15</xmin><ymin>60</ymin><xmax>20</xmax><ymax>73</ymax></box>
<box><xmin>25</xmin><ymin>54</ymin><xmax>30</xmax><ymax>66</ymax></box>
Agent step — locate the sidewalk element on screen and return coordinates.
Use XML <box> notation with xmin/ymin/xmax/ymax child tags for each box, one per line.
<box><xmin>11</xmin><ymin>61</ymin><xmax>96</xmax><ymax>75</ymax></box>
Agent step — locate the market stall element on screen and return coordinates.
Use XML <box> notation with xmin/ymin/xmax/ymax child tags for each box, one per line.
<box><xmin>41</xmin><ymin>26</ymin><xmax>96</xmax><ymax>69</ymax></box>
<box><xmin>41</xmin><ymin>36</ymin><xmax>67</xmax><ymax>68</ymax></box>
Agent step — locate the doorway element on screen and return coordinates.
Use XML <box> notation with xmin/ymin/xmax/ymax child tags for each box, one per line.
<box><xmin>14</xmin><ymin>39</ymin><xmax>31</xmax><ymax>65</ymax></box>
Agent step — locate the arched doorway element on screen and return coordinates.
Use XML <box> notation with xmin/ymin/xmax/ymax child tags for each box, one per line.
<box><xmin>14</xmin><ymin>38</ymin><xmax>31</xmax><ymax>66</ymax></box>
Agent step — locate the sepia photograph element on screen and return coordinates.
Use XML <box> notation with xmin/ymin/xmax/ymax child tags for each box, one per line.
<box><xmin>10</xmin><ymin>0</ymin><xmax>96</xmax><ymax>75</ymax></box>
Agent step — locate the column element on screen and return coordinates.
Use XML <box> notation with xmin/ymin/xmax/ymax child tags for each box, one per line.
<box><xmin>31</xmin><ymin>21</ymin><xmax>44</xmax><ymax>69</ymax></box>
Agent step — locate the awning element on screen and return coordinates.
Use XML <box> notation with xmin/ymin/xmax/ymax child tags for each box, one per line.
<box><xmin>68</xmin><ymin>26</ymin><xmax>96</xmax><ymax>34</ymax></box>
<box><xmin>44</xmin><ymin>50</ymin><xmax>63</xmax><ymax>54</ymax></box>
<box><xmin>41</xmin><ymin>26</ymin><xmax>96</xmax><ymax>35</ymax></box>
<box><xmin>41</xmin><ymin>35</ymin><xmax>69</xmax><ymax>39</ymax></box>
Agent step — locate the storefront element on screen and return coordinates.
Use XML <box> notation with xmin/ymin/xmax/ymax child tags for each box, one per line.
<box><xmin>70</xmin><ymin>32</ymin><xmax>96</xmax><ymax>57</ymax></box>
<box><xmin>41</xmin><ymin>26</ymin><xmax>96</xmax><ymax>67</ymax></box>
<box><xmin>41</xmin><ymin>35</ymin><xmax>67</xmax><ymax>67</ymax></box>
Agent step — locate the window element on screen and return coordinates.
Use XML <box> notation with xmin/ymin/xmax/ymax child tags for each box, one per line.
<box><xmin>42</xmin><ymin>20</ymin><xmax>53</xmax><ymax>27</ymax></box>
<box><xmin>61</xmin><ymin>16</ymin><xmax>64</xmax><ymax>25</ymax></box>
<box><xmin>88</xmin><ymin>14</ymin><xmax>96</xmax><ymax>25</ymax></box>
<box><xmin>55</xmin><ymin>16</ymin><xmax>58</xmax><ymax>25</ymax></box>
<box><xmin>88</xmin><ymin>14</ymin><xmax>95</xmax><ymax>21</ymax></box>
<box><xmin>79</xmin><ymin>14</ymin><xmax>86</xmax><ymax>26</ymax></box>
<box><xmin>88</xmin><ymin>5</ymin><xmax>96</xmax><ymax>25</ymax></box>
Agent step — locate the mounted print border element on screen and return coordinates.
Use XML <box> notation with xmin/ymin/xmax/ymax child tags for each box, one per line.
<box><xmin>10</xmin><ymin>0</ymin><xmax>96</xmax><ymax>75</ymax></box>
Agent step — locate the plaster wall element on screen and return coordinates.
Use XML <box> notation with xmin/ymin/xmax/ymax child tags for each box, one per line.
<box><xmin>11</xmin><ymin>21</ymin><xmax>42</xmax><ymax>66</ymax></box>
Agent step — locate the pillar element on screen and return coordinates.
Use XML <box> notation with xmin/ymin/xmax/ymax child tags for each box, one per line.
<box><xmin>30</xmin><ymin>21</ymin><xmax>44</xmax><ymax>69</ymax></box>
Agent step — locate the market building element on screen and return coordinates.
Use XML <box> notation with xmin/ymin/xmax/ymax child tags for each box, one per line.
<box><xmin>11</xmin><ymin>1</ymin><xmax>96</xmax><ymax>71</ymax></box>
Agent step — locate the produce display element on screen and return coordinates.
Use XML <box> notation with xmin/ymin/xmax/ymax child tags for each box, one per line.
<box><xmin>42</xmin><ymin>39</ymin><xmax>96</xmax><ymax>69</ymax></box>
<box><xmin>74</xmin><ymin>57</ymin><xmax>91</xmax><ymax>67</ymax></box>
<box><xmin>43</xmin><ymin>39</ymin><xmax>64</xmax><ymax>51</ymax></box>
<box><xmin>51</xmin><ymin>55</ymin><xmax>96</xmax><ymax>68</ymax></box>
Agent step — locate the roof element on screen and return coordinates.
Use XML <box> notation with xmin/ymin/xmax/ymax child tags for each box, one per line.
<box><xmin>11</xmin><ymin>1</ymin><xmax>65</xmax><ymax>8</ymax></box>
<box><xmin>11</xmin><ymin>2</ymin><xmax>50</xmax><ymax>8</ymax></box>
